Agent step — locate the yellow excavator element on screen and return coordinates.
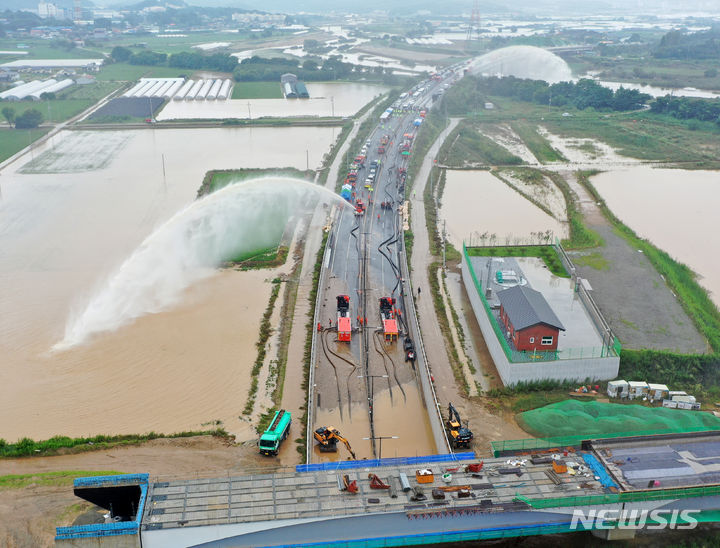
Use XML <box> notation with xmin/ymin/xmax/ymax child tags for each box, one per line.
<box><xmin>313</xmin><ymin>426</ymin><xmax>357</xmax><ymax>459</ymax></box>
<box><xmin>446</xmin><ymin>403</ymin><xmax>474</xmax><ymax>449</ymax></box>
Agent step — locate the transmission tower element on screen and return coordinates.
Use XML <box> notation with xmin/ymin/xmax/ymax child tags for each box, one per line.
<box><xmin>465</xmin><ymin>0</ymin><xmax>481</xmax><ymax>43</ymax></box>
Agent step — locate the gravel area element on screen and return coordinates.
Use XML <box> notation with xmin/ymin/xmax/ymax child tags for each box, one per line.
<box><xmin>565</xmin><ymin>171</ymin><xmax>708</xmax><ymax>354</ymax></box>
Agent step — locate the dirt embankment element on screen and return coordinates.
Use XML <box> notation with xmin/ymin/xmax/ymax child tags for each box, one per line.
<box><xmin>0</xmin><ymin>436</ymin><xmax>280</xmax><ymax>548</ymax></box>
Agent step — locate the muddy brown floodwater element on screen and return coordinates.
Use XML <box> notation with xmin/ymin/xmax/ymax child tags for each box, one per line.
<box><xmin>0</xmin><ymin>126</ymin><xmax>338</xmax><ymax>442</ymax></box>
<box><xmin>592</xmin><ymin>167</ymin><xmax>720</xmax><ymax>307</ymax></box>
<box><xmin>440</xmin><ymin>170</ymin><xmax>566</xmax><ymax>248</ymax></box>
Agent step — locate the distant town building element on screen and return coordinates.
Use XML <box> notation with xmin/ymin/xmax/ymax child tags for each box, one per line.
<box><xmin>75</xmin><ymin>74</ymin><xmax>95</xmax><ymax>85</ymax></box>
<box><xmin>0</xmin><ymin>70</ymin><xmax>19</xmax><ymax>82</ymax></box>
<box><xmin>38</xmin><ymin>2</ymin><xmax>67</xmax><ymax>19</ymax></box>
<box><xmin>231</xmin><ymin>13</ymin><xmax>285</xmax><ymax>24</ymax></box>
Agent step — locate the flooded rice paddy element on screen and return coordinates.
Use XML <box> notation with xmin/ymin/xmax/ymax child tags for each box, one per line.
<box><xmin>591</xmin><ymin>166</ymin><xmax>720</xmax><ymax>306</ymax></box>
<box><xmin>158</xmin><ymin>82</ymin><xmax>387</xmax><ymax>120</ymax></box>
<box><xmin>439</xmin><ymin>170</ymin><xmax>567</xmax><ymax>249</ymax></box>
<box><xmin>0</xmin><ymin>126</ymin><xmax>338</xmax><ymax>441</ymax></box>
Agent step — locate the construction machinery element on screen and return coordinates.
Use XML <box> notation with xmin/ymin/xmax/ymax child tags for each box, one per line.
<box><xmin>446</xmin><ymin>403</ymin><xmax>473</xmax><ymax>449</ymax></box>
<box><xmin>258</xmin><ymin>409</ymin><xmax>291</xmax><ymax>456</ymax></box>
<box><xmin>355</xmin><ymin>198</ymin><xmax>365</xmax><ymax>216</ymax></box>
<box><xmin>379</xmin><ymin>297</ymin><xmax>398</xmax><ymax>342</ymax></box>
<box><xmin>313</xmin><ymin>426</ymin><xmax>356</xmax><ymax>458</ymax></box>
<box><xmin>403</xmin><ymin>336</ymin><xmax>416</xmax><ymax>364</ymax></box>
<box><xmin>337</xmin><ymin>295</ymin><xmax>351</xmax><ymax>342</ymax></box>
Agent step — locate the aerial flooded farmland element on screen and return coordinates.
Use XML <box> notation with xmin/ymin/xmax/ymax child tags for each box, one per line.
<box><xmin>0</xmin><ymin>126</ymin><xmax>338</xmax><ymax>440</ymax></box>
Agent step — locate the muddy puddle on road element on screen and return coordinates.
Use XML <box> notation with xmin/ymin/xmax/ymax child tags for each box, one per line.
<box><xmin>312</xmin><ymin>381</ymin><xmax>437</xmax><ymax>462</ymax></box>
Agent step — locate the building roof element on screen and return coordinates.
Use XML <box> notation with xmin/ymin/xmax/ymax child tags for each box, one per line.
<box><xmin>497</xmin><ymin>285</ymin><xmax>565</xmax><ymax>332</ymax></box>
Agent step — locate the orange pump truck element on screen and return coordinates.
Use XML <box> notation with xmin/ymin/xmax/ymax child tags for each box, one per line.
<box><xmin>379</xmin><ymin>297</ymin><xmax>398</xmax><ymax>342</ymax></box>
<box><xmin>337</xmin><ymin>295</ymin><xmax>352</xmax><ymax>342</ymax></box>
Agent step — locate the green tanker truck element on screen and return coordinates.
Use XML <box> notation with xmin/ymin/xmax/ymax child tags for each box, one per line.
<box><xmin>259</xmin><ymin>409</ymin><xmax>291</xmax><ymax>456</ymax></box>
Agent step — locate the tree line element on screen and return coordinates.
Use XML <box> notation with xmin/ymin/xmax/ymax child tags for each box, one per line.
<box><xmin>111</xmin><ymin>46</ymin><xmax>236</xmax><ymax>73</ymax></box>
<box><xmin>232</xmin><ymin>55</ymin><xmax>405</xmax><ymax>85</ymax></box>
<box><xmin>651</xmin><ymin>95</ymin><xmax>720</xmax><ymax>124</ymax></box>
<box><xmin>2</xmin><ymin>106</ymin><xmax>43</xmax><ymax>129</ymax></box>
<box><xmin>654</xmin><ymin>28</ymin><xmax>720</xmax><ymax>60</ymax></box>
<box><xmin>443</xmin><ymin>75</ymin><xmax>651</xmax><ymax>114</ymax></box>
<box><xmin>110</xmin><ymin>47</ymin><xmax>406</xmax><ymax>85</ymax></box>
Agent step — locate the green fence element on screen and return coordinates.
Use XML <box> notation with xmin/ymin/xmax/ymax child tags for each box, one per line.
<box><xmin>491</xmin><ymin>427</ymin><xmax>720</xmax><ymax>457</ymax></box>
<box><xmin>463</xmin><ymin>244</ymin><xmax>619</xmax><ymax>363</ymax></box>
<box><xmin>464</xmin><ymin>243</ymin><xmax>514</xmax><ymax>361</ymax></box>
<box><xmin>516</xmin><ymin>484</ymin><xmax>720</xmax><ymax>510</ymax></box>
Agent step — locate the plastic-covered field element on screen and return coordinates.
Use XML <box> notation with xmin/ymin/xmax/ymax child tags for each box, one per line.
<box><xmin>518</xmin><ymin>400</ymin><xmax>720</xmax><ymax>438</ymax></box>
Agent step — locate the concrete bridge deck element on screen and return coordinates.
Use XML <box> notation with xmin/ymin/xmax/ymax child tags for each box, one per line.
<box><xmin>56</xmin><ymin>432</ymin><xmax>720</xmax><ymax>547</ymax></box>
<box><xmin>142</xmin><ymin>454</ymin><xmax>603</xmax><ymax>531</ymax></box>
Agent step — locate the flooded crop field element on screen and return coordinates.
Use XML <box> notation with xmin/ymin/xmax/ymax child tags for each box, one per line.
<box><xmin>0</xmin><ymin>126</ymin><xmax>339</xmax><ymax>441</ymax></box>
<box><xmin>592</xmin><ymin>166</ymin><xmax>720</xmax><ymax>306</ymax></box>
<box><xmin>440</xmin><ymin>170</ymin><xmax>567</xmax><ymax>249</ymax></box>
<box><xmin>158</xmin><ymin>82</ymin><xmax>387</xmax><ymax>120</ymax></box>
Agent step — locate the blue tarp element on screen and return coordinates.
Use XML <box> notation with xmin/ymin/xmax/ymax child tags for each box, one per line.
<box><xmin>581</xmin><ymin>453</ymin><xmax>619</xmax><ymax>489</ymax></box>
<box><xmin>297</xmin><ymin>452</ymin><xmax>476</xmax><ymax>473</ymax></box>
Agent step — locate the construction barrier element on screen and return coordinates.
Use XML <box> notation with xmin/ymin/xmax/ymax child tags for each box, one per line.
<box><xmin>74</xmin><ymin>473</ymin><xmax>149</xmax><ymax>488</ymax></box>
<box><xmin>297</xmin><ymin>452</ymin><xmax>476</xmax><ymax>473</ymax></box>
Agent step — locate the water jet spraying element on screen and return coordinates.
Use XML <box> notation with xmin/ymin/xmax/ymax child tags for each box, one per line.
<box><xmin>469</xmin><ymin>46</ymin><xmax>573</xmax><ymax>84</ymax></box>
<box><xmin>55</xmin><ymin>177</ymin><xmax>351</xmax><ymax>350</ymax></box>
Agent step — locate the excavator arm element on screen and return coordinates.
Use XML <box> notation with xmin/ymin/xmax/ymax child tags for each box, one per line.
<box><xmin>448</xmin><ymin>403</ymin><xmax>462</xmax><ymax>427</ymax></box>
<box><xmin>336</xmin><ymin>435</ymin><xmax>357</xmax><ymax>459</ymax></box>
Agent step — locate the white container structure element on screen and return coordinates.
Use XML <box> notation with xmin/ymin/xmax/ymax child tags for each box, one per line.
<box><xmin>29</xmin><ymin>78</ymin><xmax>73</xmax><ymax>100</ymax></box>
<box><xmin>195</xmin><ymin>79</ymin><xmax>213</xmax><ymax>100</ymax></box>
<box><xmin>185</xmin><ymin>79</ymin><xmax>204</xmax><ymax>100</ymax></box>
<box><xmin>668</xmin><ymin>391</ymin><xmax>688</xmax><ymax>399</ymax></box>
<box><xmin>164</xmin><ymin>80</ymin><xmax>183</xmax><ymax>99</ymax></box>
<box><xmin>173</xmin><ymin>79</ymin><xmax>194</xmax><ymax>100</ymax></box>
<box><xmin>647</xmin><ymin>383</ymin><xmax>669</xmax><ymax>403</ymax></box>
<box><xmin>673</xmin><ymin>395</ymin><xmax>700</xmax><ymax>410</ymax></box>
<box><xmin>206</xmin><ymin>78</ymin><xmax>222</xmax><ymax>100</ymax></box>
<box><xmin>607</xmin><ymin>380</ymin><xmax>629</xmax><ymax>399</ymax></box>
<box><xmin>627</xmin><ymin>381</ymin><xmax>649</xmax><ymax>400</ymax></box>
<box><xmin>217</xmin><ymin>79</ymin><xmax>232</xmax><ymax>100</ymax></box>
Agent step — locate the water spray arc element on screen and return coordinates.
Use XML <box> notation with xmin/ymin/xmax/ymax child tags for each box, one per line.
<box><xmin>55</xmin><ymin>177</ymin><xmax>352</xmax><ymax>350</ymax></box>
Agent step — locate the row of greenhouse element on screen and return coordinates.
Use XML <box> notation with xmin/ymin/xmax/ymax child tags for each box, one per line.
<box><xmin>123</xmin><ymin>78</ymin><xmax>233</xmax><ymax>101</ymax></box>
<box><xmin>0</xmin><ymin>78</ymin><xmax>74</xmax><ymax>101</ymax></box>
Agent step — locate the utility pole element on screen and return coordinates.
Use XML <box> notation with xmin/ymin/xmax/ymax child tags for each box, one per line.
<box><xmin>247</xmin><ymin>101</ymin><xmax>251</xmax><ymax>120</ymax></box>
<box><xmin>330</xmin><ymin>95</ymin><xmax>335</xmax><ymax>117</ymax></box>
<box><xmin>363</xmin><ymin>434</ymin><xmax>398</xmax><ymax>460</ymax></box>
<box><xmin>358</xmin><ymin>374</ymin><xmax>388</xmax><ymax>407</ymax></box>
<box><xmin>442</xmin><ymin>220</ymin><xmax>446</xmax><ymax>270</ymax></box>
<box><xmin>161</xmin><ymin>153</ymin><xmax>166</xmax><ymax>191</ymax></box>
<box><xmin>306</xmin><ymin>149</ymin><xmax>309</xmax><ymax>171</ymax></box>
